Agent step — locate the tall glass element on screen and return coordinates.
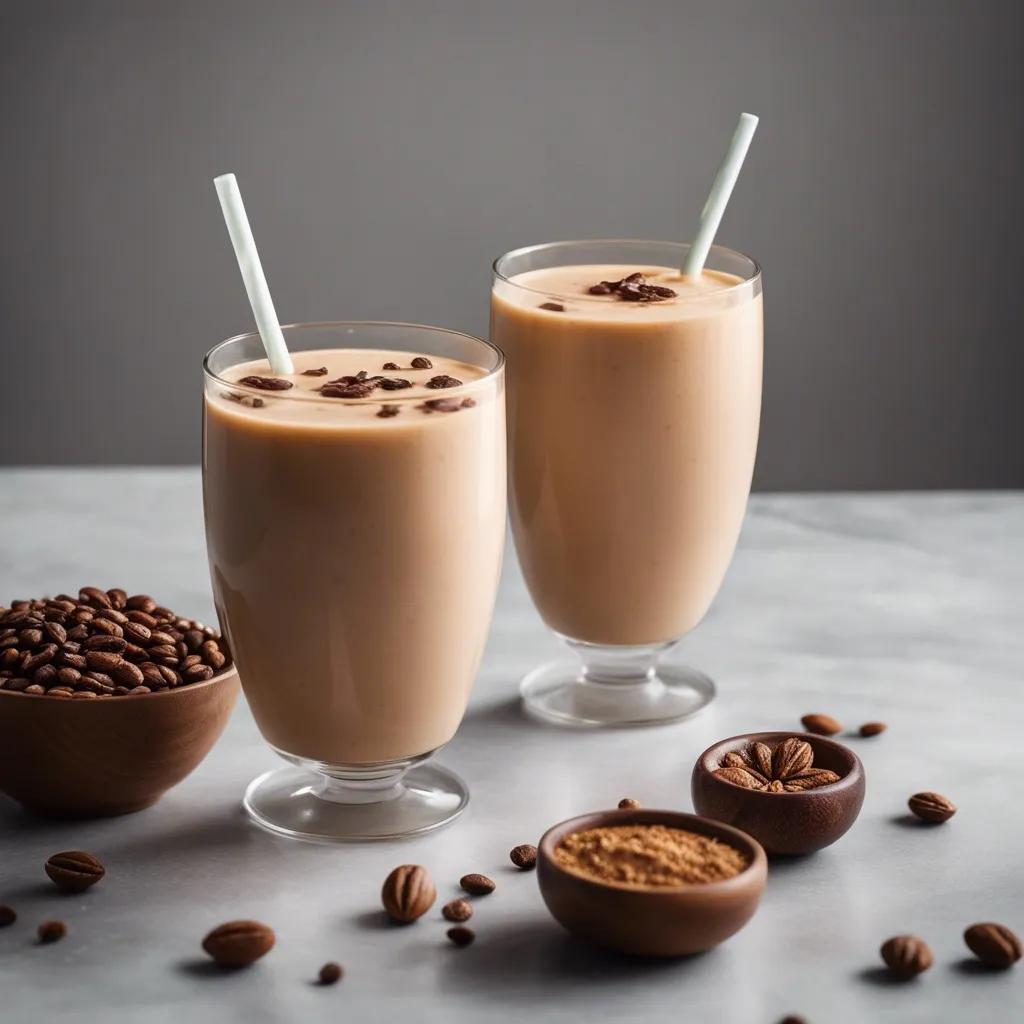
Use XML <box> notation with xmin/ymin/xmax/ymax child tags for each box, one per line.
<box><xmin>491</xmin><ymin>241</ymin><xmax>762</xmax><ymax>727</ymax></box>
<box><xmin>203</xmin><ymin>323</ymin><xmax>505</xmax><ymax>840</ymax></box>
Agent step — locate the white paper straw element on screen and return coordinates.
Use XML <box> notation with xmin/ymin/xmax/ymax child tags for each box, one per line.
<box><xmin>213</xmin><ymin>173</ymin><xmax>294</xmax><ymax>375</ymax></box>
<box><xmin>681</xmin><ymin>113</ymin><xmax>759</xmax><ymax>278</ymax></box>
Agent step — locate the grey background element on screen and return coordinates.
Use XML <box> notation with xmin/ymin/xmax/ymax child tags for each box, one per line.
<box><xmin>1</xmin><ymin>0</ymin><xmax>1022</xmax><ymax>489</ymax></box>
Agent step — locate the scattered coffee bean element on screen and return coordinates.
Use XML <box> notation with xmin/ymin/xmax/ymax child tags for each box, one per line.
<box><xmin>202</xmin><ymin>921</ymin><xmax>276</xmax><ymax>966</ymax></box>
<box><xmin>460</xmin><ymin>873</ymin><xmax>495</xmax><ymax>896</ymax></box>
<box><xmin>318</xmin><ymin>961</ymin><xmax>344</xmax><ymax>984</ymax></box>
<box><xmin>447</xmin><ymin>926</ymin><xmax>475</xmax><ymax>947</ymax></box>
<box><xmin>377</xmin><ymin>404</ymin><xmax>401</xmax><ymax>418</ymax></box>
<box><xmin>509</xmin><ymin>844</ymin><xmax>538</xmax><ymax>870</ymax></box>
<box><xmin>425</xmin><ymin>375</ymin><xmax>463</xmax><ymax>389</ymax></box>
<box><xmin>382</xmin><ymin>362</ymin><xmax>401</xmax><ymax>370</ymax></box>
<box><xmin>238</xmin><ymin>375</ymin><xmax>294</xmax><ymax>391</ymax></box>
<box><xmin>381</xmin><ymin>865</ymin><xmax>436</xmax><ymax>923</ymax></box>
<box><xmin>38</xmin><ymin>920</ymin><xmax>68</xmax><ymax>944</ymax></box>
<box><xmin>539</xmin><ymin>301</ymin><xmax>565</xmax><ymax>312</ymax></box>
<box><xmin>45</xmin><ymin>851</ymin><xmax>106</xmax><ymax>892</ymax></box>
<box><xmin>617</xmin><ymin>798</ymin><xmax>642</xmax><ymax>810</ymax></box>
<box><xmin>442</xmin><ymin>898</ymin><xmax>473</xmax><ymax>922</ymax></box>
<box><xmin>801</xmin><ymin>713</ymin><xmax>843</xmax><ymax>736</ymax></box>
<box><xmin>0</xmin><ymin>905</ymin><xmax>16</xmax><ymax>927</ymax></box>
<box><xmin>964</xmin><ymin>923</ymin><xmax>1022</xmax><ymax>968</ymax></box>
<box><xmin>411</xmin><ymin>356</ymin><xmax>433</xmax><ymax>369</ymax></box>
<box><xmin>587</xmin><ymin>273</ymin><xmax>676</xmax><ymax>302</ymax></box>
<box><xmin>880</xmin><ymin>934</ymin><xmax>933</xmax><ymax>976</ymax></box>
<box><xmin>859</xmin><ymin>722</ymin><xmax>887</xmax><ymax>737</ymax></box>
<box><xmin>302</xmin><ymin>367</ymin><xmax>329</xmax><ymax>376</ymax></box>
<box><xmin>908</xmin><ymin>792</ymin><xmax>956</xmax><ymax>823</ymax></box>
<box><xmin>377</xmin><ymin>378</ymin><xmax>413</xmax><ymax>391</ymax></box>
<box><xmin>322</xmin><ymin>383</ymin><xmax>376</xmax><ymax>398</ymax></box>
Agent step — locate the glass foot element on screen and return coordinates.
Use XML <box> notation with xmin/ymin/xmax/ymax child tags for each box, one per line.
<box><xmin>243</xmin><ymin>759</ymin><xmax>468</xmax><ymax>843</ymax></box>
<box><xmin>520</xmin><ymin>641</ymin><xmax>716</xmax><ymax>727</ymax></box>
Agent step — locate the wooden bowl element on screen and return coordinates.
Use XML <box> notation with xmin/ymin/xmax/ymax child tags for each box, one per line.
<box><xmin>691</xmin><ymin>732</ymin><xmax>866</xmax><ymax>856</ymax></box>
<box><xmin>0</xmin><ymin>669</ymin><xmax>239</xmax><ymax>818</ymax></box>
<box><xmin>537</xmin><ymin>808</ymin><xmax>767</xmax><ymax>957</ymax></box>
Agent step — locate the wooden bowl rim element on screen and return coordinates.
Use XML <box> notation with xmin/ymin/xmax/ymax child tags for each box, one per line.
<box><xmin>694</xmin><ymin>731</ymin><xmax>864</xmax><ymax>800</ymax></box>
<box><xmin>538</xmin><ymin>808</ymin><xmax>767</xmax><ymax>896</ymax></box>
<box><xmin>0</xmin><ymin>665</ymin><xmax>238</xmax><ymax>704</ymax></box>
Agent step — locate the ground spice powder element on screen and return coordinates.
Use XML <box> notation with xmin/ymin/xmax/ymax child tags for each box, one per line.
<box><xmin>554</xmin><ymin>824</ymin><xmax>749</xmax><ymax>887</ymax></box>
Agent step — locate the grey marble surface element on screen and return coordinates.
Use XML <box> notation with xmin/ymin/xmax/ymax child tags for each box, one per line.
<box><xmin>0</xmin><ymin>470</ymin><xmax>1021</xmax><ymax>1023</ymax></box>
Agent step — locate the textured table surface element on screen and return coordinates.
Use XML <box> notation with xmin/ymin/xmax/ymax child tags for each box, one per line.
<box><xmin>1</xmin><ymin>471</ymin><xmax>1022</xmax><ymax>1023</ymax></box>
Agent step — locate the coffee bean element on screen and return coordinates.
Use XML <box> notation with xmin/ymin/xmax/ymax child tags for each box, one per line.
<box><xmin>140</xmin><ymin>665</ymin><xmax>164</xmax><ymax>687</ymax></box>
<box><xmin>33</xmin><ymin>664</ymin><xmax>58</xmax><ymax>687</ymax></box>
<box><xmin>447</xmin><ymin>926</ymin><xmax>475</xmax><ymax>947</ymax></box>
<box><xmin>83</xmin><ymin>635</ymin><xmax>128</xmax><ymax>654</ymax></box>
<box><xmin>425</xmin><ymin>375</ymin><xmax>463</xmax><ymax>389</ymax></box>
<box><xmin>202</xmin><ymin>921</ymin><xmax>276</xmax><ymax>966</ymax></box>
<box><xmin>184</xmin><ymin>630</ymin><xmax>204</xmax><ymax>653</ymax></box>
<box><xmin>59</xmin><ymin>652</ymin><xmax>87</xmax><ymax>671</ymax></box>
<box><xmin>123</xmin><ymin>622</ymin><xmax>152</xmax><ymax>646</ymax></box>
<box><xmin>509</xmin><ymin>844</ymin><xmax>538</xmax><ymax>870</ymax></box>
<box><xmin>126</xmin><ymin>595</ymin><xmax>157</xmax><ymax>613</ymax></box>
<box><xmin>201</xmin><ymin>641</ymin><xmax>226</xmax><ymax>670</ymax></box>
<box><xmin>442</xmin><ymin>899</ymin><xmax>473</xmax><ymax>922</ymax></box>
<box><xmin>0</xmin><ymin>905</ymin><xmax>17</xmax><ymax>927</ymax></box>
<box><xmin>113</xmin><ymin>686</ymin><xmax>131</xmax><ymax>696</ymax></box>
<box><xmin>89</xmin><ymin>618</ymin><xmax>123</xmax><ymax>639</ymax></box>
<box><xmin>181</xmin><ymin>654</ymin><xmax>203</xmax><ymax>670</ymax></box>
<box><xmin>43</xmin><ymin>621</ymin><xmax>67</xmax><ymax>645</ymax></box>
<box><xmin>106</xmin><ymin>589</ymin><xmax>127</xmax><ymax>609</ymax></box>
<box><xmin>65</xmin><ymin>624</ymin><xmax>89</xmax><ymax>642</ymax></box>
<box><xmin>38</xmin><ymin>921</ymin><xmax>68</xmax><ymax>944</ymax></box>
<box><xmin>318</xmin><ymin>962</ymin><xmax>344</xmax><ymax>985</ymax></box>
<box><xmin>149</xmin><ymin>632</ymin><xmax>176</xmax><ymax>648</ymax></box>
<box><xmin>111</xmin><ymin>662</ymin><xmax>145</xmax><ymax>687</ymax></box>
<box><xmin>45</xmin><ymin>851</ymin><xmax>106</xmax><ymax>892</ymax></box>
<box><xmin>122</xmin><ymin>643</ymin><xmax>148</xmax><ymax>663</ymax></box>
<box><xmin>47</xmin><ymin>599</ymin><xmax>76</xmax><ymax>614</ymax></box>
<box><xmin>539</xmin><ymin>301</ymin><xmax>565</xmax><ymax>312</ymax></box>
<box><xmin>128</xmin><ymin>686</ymin><xmax>151</xmax><ymax>695</ymax></box>
<box><xmin>48</xmin><ymin>688</ymin><xmax>73</xmax><ymax>698</ymax></box>
<box><xmin>85</xmin><ymin>651</ymin><xmax>122</xmax><ymax>673</ymax></box>
<box><xmin>239</xmin><ymin>374</ymin><xmax>294</xmax><ymax>391</ymax></box>
<box><xmin>148</xmin><ymin>644</ymin><xmax>178</xmax><ymax>661</ymax></box>
<box><xmin>57</xmin><ymin>668</ymin><xmax>81</xmax><ymax>687</ymax></box>
<box><xmin>22</xmin><ymin>645</ymin><xmax>58</xmax><ymax>673</ymax></box>
<box><xmin>125</xmin><ymin>610</ymin><xmax>158</xmax><ymax>629</ymax></box>
<box><xmin>95</xmin><ymin>608</ymin><xmax>129</xmax><ymax>627</ymax></box>
<box><xmin>411</xmin><ymin>356</ymin><xmax>433</xmax><ymax>369</ymax></box>
<box><xmin>158</xmin><ymin>665</ymin><xmax>181</xmax><ymax>687</ymax></box>
<box><xmin>24</xmin><ymin>684</ymin><xmax>45</xmax><ymax>695</ymax></box>
<box><xmin>459</xmin><ymin>874</ymin><xmax>495</xmax><ymax>896</ymax></box>
<box><xmin>151</xmin><ymin>606</ymin><xmax>174</xmax><ymax>620</ymax></box>
<box><xmin>377</xmin><ymin>378</ymin><xmax>413</xmax><ymax>391</ymax></box>
<box><xmin>382</xmin><ymin>361</ymin><xmax>401</xmax><ymax>370</ymax></box>
<box><xmin>79</xmin><ymin>587</ymin><xmax>112</xmax><ymax>609</ymax></box>
<box><xmin>5</xmin><ymin>677</ymin><xmax>31</xmax><ymax>691</ymax></box>
<box><xmin>19</xmin><ymin>628</ymin><xmax>44</xmax><ymax>647</ymax></box>
<box><xmin>184</xmin><ymin>664</ymin><xmax>215</xmax><ymax>683</ymax></box>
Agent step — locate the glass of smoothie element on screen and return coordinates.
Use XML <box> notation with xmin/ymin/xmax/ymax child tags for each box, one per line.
<box><xmin>491</xmin><ymin>240</ymin><xmax>762</xmax><ymax>727</ymax></box>
<box><xmin>203</xmin><ymin>322</ymin><xmax>506</xmax><ymax>841</ymax></box>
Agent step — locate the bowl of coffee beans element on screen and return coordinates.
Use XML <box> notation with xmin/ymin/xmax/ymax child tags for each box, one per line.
<box><xmin>0</xmin><ymin>588</ymin><xmax>240</xmax><ymax>818</ymax></box>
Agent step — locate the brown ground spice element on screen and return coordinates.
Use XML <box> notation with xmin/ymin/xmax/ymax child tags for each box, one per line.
<box><xmin>554</xmin><ymin>824</ymin><xmax>749</xmax><ymax>887</ymax></box>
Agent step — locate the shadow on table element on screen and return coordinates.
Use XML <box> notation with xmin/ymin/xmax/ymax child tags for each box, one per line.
<box><xmin>436</xmin><ymin>917</ymin><xmax>710</xmax><ymax>997</ymax></box>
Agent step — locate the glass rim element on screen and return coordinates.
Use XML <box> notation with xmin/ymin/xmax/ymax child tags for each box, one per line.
<box><xmin>203</xmin><ymin>320</ymin><xmax>504</xmax><ymax>404</ymax></box>
<box><xmin>491</xmin><ymin>239</ymin><xmax>761</xmax><ymax>305</ymax></box>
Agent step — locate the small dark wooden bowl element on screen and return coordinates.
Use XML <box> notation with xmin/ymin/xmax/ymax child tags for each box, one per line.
<box><xmin>691</xmin><ymin>732</ymin><xmax>865</xmax><ymax>856</ymax></box>
<box><xmin>537</xmin><ymin>808</ymin><xmax>767</xmax><ymax>957</ymax></box>
<box><xmin>0</xmin><ymin>668</ymin><xmax>239</xmax><ymax>818</ymax></box>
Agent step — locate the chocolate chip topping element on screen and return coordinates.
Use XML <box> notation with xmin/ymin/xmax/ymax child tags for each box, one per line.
<box><xmin>587</xmin><ymin>272</ymin><xmax>676</xmax><ymax>302</ymax></box>
<box><xmin>411</xmin><ymin>356</ymin><xmax>433</xmax><ymax>369</ymax></box>
<box><xmin>238</xmin><ymin>375</ymin><xmax>295</xmax><ymax>390</ymax></box>
<box><xmin>539</xmin><ymin>301</ymin><xmax>565</xmax><ymax>312</ymax></box>
<box><xmin>425</xmin><ymin>375</ymin><xmax>462</xmax><ymax>389</ymax></box>
<box><xmin>377</xmin><ymin>404</ymin><xmax>400</xmax><ymax>418</ymax></box>
<box><xmin>378</xmin><ymin>378</ymin><xmax>413</xmax><ymax>391</ymax></box>
<box><xmin>382</xmin><ymin>362</ymin><xmax>401</xmax><ymax>370</ymax></box>
<box><xmin>301</xmin><ymin>367</ymin><xmax>329</xmax><ymax>376</ymax></box>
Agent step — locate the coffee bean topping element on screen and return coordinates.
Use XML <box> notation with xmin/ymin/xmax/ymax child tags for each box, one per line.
<box><xmin>617</xmin><ymin>798</ymin><xmax>642</xmax><ymax>810</ymax></box>
<box><xmin>859</xmin><ymin>722</ymin><xmax>887</xmax><ymax>736</ymax></box>
<box><xmin>422</xmin><ymin>399</ymin><xmax>461</xmax><ymax>413</ymax></box>
<box><xmin>378</xmin><ymin>378</ymin><xmax>414</xmax><ymax>391</ymax></box>
<box><xmin>301</xmin><ymin>367</ymin><xmax>329</xmax><ymax>376</ymax></box>
<box><xmin>411</xmin><ymin>356</ymin><xmax>433</xmax><ymax>369</ymax></box>
<box><xmin>459</xmin><ymin>873</ymin><xmax>495</xmax><ymax>896</ymax></box>
<box><xmin>238</xmin><ymin>375</ymin><xmax>294</xmax><ymax>391</ymax></box>
<box><xmin>382</xmin><ymin>362</ymin><xmax>401</xmax><ymax>370</ymax></box>
<box><xmin>447</xmin><ymin>926</ymin><xmax>476</xmax><ymax>947</ymax></box>
<box><xmin>425</xmin><ymin>375</ymin><xmax>462</xmax><ymax>389</ymax></box>
<box><xmin>45</xmin><ymin>851</ymin><xmax>106</xmax><ymax>892</ymax></box>
<box><xmin>0</xmin><ymin>592</ymin><xmax>232</xmax><ymax>698</ymax></box>
<box><xmin>539</xmin><ymin>301</ymin><xmax>565</xmax><ymax>312</ymax></box>
<box><xmin>38</xmin><ymin>920</ymin><xmax>68</xmax><ymax>944</ymax></box>
<box><xmin>0</xmin><ymin>905</ymin><xmax>16</xmax><ymax>927</ymax></box>
<box><xmin>318</xmin><ymin>961</ymin><xmax>344</xmax><ymax>985</ymax></box>
<box><xmin>202</xmin><ymin>920</ymin><xmax>276</xmax><ymax>966</ymax></box>
<box><xmin>442</xmin><ymin>898</ymin><xmax>474</xmax><ymax>922</ymax></box>
<box><xmin>587</xmin><ymin>272</ymin><xmax>676</xmax><ymax>302</ymax></box>
<box><xmin>377</xmin><ymin>404</ymin><xmax>401</xmax><ymax>418</ymax></box>
<box><xmin>509</xmin><ymin>845</ymin><xmax>538</xmax><ymax>870</ymax></box>
<box><xmin>321</xmin><ymin>383</ymin><xmax>376</xmax><ymax>399</ymax></box>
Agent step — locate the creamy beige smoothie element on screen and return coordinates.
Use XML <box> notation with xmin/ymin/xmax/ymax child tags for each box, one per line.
<box><xmin>491</xmin><ymin>263</ymin><xmax>762</xmax><ymax>647</ymax></box>
<box><xmin>203</xmin><ymin>346</ymin><xmax>505</xmax><ymax>766</ymax></box>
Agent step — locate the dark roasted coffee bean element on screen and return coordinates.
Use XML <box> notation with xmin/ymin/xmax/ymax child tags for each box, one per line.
<box><xmin>382</xmin><ymin>361</ymin><xmax>401</xmax><ymax>370</ymax></box>
<box><xmin>111</xmin><ymin>662</ymin><xmax>145</xmax><ymax>687</ymax></box>
<box><xmin>425</xmin><ymin>375</ymin><xmax>462</xmax><ymax>389</ymax></box>
<box><xmin>301</xmin><ymin>366</ymin><xmax>329</xmax><ymax>376</ymax></box>
<box><xmin>1</xmin><ymin>648</ymin><xmax>20</xmax><ymax>669</ymax></box>
<box><xmin>22</xmin><ymin>645</ymin><xmax>58</xmax><ymax>673</ymax></box>
<box><xmin>80</xmin><ymin>672</ymin><xmax>114</xmax><ymax>692</ymax></box>
<box><xmin>539</xmin><ymin>301</ymin><xmax>565</xmax><ymax>311</ymax></box>
<box><xmin>42</xmin><ymin>608</ymin><xmax>68</xmax><ymax>624</ymax></box>
<box><xmin>184</xmin><ymin>629</ymin><xmax>205</xmax><ymax>653</ymax></box>
<box><xmin>95</xmin><ymin>608</ymin><xmax>129</xmax><ymax>626</ymax></box>
<box><xmin>149</xmin><ymin>631</ymin><xmax>176</xmax><ymax>647</ymax></box>
<box><xmin>106</xmin><ymin>589</ymin><xmax>128</xmax><ymax>609</ymax></box>
<box><xmin>57</xmin><ymin>667</ymin><xmax>82</xmax><ymax>688</ymax></box>
<box><xmin>459</xmin><ymin>874</ymin><xmax>495</xmax><ymax>896</ymax></box>
<box><xmin>181</xmin><ymin>654</ymin><xmax>203</xmax><ymax>670</ymax></box>
<box><xmin>24</xmin><ymin>684</ymin><xmax>45</xmax><ymax>695</ymax></box>
<box><xmin>59</xmin><ymin>653</ymin><xmax>87</xmax><ymax>671</ymax></box>
<box><xmin>647</xmin><ymin>284</ymin><xmax>677</xmax><ymax>298</ymax></box>
<box><xmin>43</xmin><ymin>621</ymin><xmax>67</xmax><ymax>645</ymax></box>
<box><xmin>47</xmin><ymin>599</ymin><xmax>77</xmax><ymax>614</ymax></box>
<box><xmin>126</xmin><ymin>595</ymin><xmax>157</xmax><ymax>614</ymax></box>
<box><xmin>411</xmin><ymin>356</ymin><xmax>433</xmax><ymax>369</ymax></box>
<box><xmin>79</xmin><ymin>587</ymin><xmax>112</xmax><ymax>609</ymax></box>
<box><xmin>447</xmin><ymin>926</ymin><xmax>475</xmax><ymax>947</ymax></box>
<box><xmin>377</xmin><ymin>378</ymin><xmax>413</xmax><ymax>391</ymax></box>
<box><xmin>588</xmin><ymin>281</ymin><xmax>615</xmax><ymax>294</ymax></box>
<box><xmin>83</xmin><ymin>634</ymin><xmax>128</xmax><ymax>654</ymax></box>
<box><xmin>238</xmin><ymin>375</ymin><xmax>294</xmax><ymax>390</ymax></box>
<box><xmin>122</xmin><ymin>643</ymin><xmax>148</xmax><ymax>663</ymax></box>
<box><xmin>184</xmin><ymin>664</ymin><xmax>215</xmax><ymax>683</ymax></box>
<box><xmin>377</xmin><ymin>404</ymin><xmax>401</xmax><ymax>418</ymax></box>
<box><xmin>175</xmin><ymin>641</ymin><xmax>188</xmax><ymax>659</ymax></box>
<box><xmin>148</xmin><ymin>644</ymin><xmax>178</xmax><ymax>661</ymax></box>
<box><xmin>48</xmin><ymin>687</ymin><xmax>73</xmax><ymax>698</ymax></box>
<box><xmin>173</xmin><ymin>618</ymin><xmax>192</xmax><ymax>631</ymax></box>
<box><xmin>158</xmin><ymin>665</ymin><xmax>181</xmax><ymax>687</ymax></box>
<box><xmin>151</xmin><ymin>606</ymin><xmax>174</xmax><ymax>620</ymax></box>
<box><xmin>201</xmin><ymin>641</ymin><xmax>226</xmax><ymax>670</ymax></box>
<box><xmin>85</xmin><ymin>651</ymin><xmax>122</xmax><ymax>673</ymax></box>
<box><xmin>71</xmin><ymin>690</ymin><xmax>97</xmax><ymax>699</ymax></box>
<box><xmin>5</xmin><ymin>677</ymin><xmax>31</xmax><ymax>691</ymax></box>
<box><xmin>89</xmin><ymin>618</ymin><xmax>123</xmax><ymax>639</ymax></box>
<box><xmin>128</xmin><ymin>686</ymin><xmax>151</xmax><ymax>695</ymax></box>
<box><xmin>321</xmin><ymin>382</ymin><xmax>375</xmax><ymax>398</ymax></box>
<box><xmin>113</xmin><ymin>686</ymin><xmax>131</xmax><ymax>695</ymax></box>
<box><xmin>125</xmin><ymin>610</ymin><xmax>158</xmax><ymax>629</ymax></box>
<box><xmin>19</xmin><ymin>628</ymin><xmax>44</xmax><ymax>648</ymax></box>
<box><xmin>140</xmin><ymin>665</ymin><xmax>164</xmax><ymax>686</ymax></box>
<box><xmin>318</xmin><ymin>961</ymin><xmax>344</xmax><ymax>985</ymax></box>
<box><xmin>33</xmin><ymin>664</ymin><xmax>58</xmax><ymax>688</ymax></box>
<box><xmin>66</xmin><ymin>623</ymin><xmax>89</xmax><ymax>642</ymax></box>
